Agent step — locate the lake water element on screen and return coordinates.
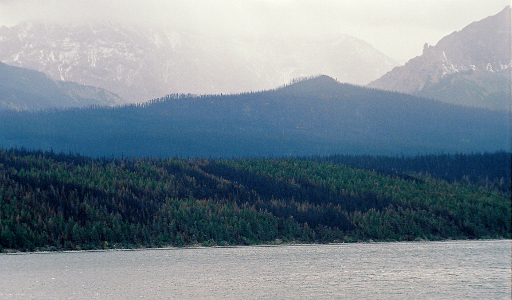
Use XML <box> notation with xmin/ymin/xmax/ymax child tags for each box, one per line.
<box><xmin>0</xmin><ymin>240</ymin><xmax>510</xmax><ymax>299</ymax></box>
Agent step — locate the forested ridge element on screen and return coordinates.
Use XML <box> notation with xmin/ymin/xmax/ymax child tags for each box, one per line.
<box><xmin>0</xmin><ymin>148</ymin><xmax>510</xmax><ymax>251</ymax></box>
<box><xmin>1</xmin><ymin>76</ymin><xmax>510</xmax><ymax>158</ymax></box>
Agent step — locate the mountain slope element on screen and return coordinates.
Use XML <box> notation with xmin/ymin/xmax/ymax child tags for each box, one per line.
<box><xmin>0</xmin><ymin>148</ymin><xmax>509</xmax><ymax>251</ymax></box>
<box><xmin>0</xmin><ymin>61</ymin><xmax>124</xmax><ymax>111</ymax></box>
<box><xmin>0</xmin><ymin>75</ymin><xmax>509</xmax><ymax>157</ymax></box>
<box><xmin>0</xmin><ymin>22</ymin><xmax>398</xmax><ymax>102</ymax></box>
<box><xmin>368</xmin><ymin>6</ymin><xmax>511</xmax><ymax>111</ymax></box>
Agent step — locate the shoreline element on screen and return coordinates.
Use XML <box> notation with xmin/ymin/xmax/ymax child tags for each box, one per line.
<box><xmin>2</xmin><ymin>238</ymin><xmax>509</xmax><ymax>255</ymax></box>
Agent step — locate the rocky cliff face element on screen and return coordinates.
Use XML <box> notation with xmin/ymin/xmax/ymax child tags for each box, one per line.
<box><xmin>368</xmin><ymin>6</ymin><xmax>511</xmax><ymax>111</ymax></box>
<box><xmin>0</xmin><ymin>22</ymin><xmax>398</xmax><ymax>102</ymax></box>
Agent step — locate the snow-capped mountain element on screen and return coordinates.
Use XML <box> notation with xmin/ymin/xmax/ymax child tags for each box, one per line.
<box><xmin>368</xmin><ymin>6</ymin><xmax>511</xmax><ymax>111</ymax></box>
<box><xmin>0</xmin><ymin>22</ymin><xmax>398</xmax><ymax>102</ymax></box>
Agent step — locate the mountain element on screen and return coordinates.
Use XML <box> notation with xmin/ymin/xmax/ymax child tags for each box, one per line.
<box><xmin>368</xmin><ymin>6</ymin><xmax>511</xmax><ymax>111</ymax></box>
<box><xmin>0</xmin><ymin>61</ymin><xmax>124</xmax><ymax>111</ymax></box>
<box><xmin>0</xmin><ymin>75</ymin><xmax>509</xmax><ymax>157</ymax></box>
<box><xmin>0</xmin><ymin>22</ymin><xmax>398</xmax><ymax>102</ymax></box>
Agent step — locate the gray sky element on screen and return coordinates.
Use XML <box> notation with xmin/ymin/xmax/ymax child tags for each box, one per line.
<box><xmin>0</xmin><ymin>0</ymin><xmax>509</xmax><ymax>63</ymax></box>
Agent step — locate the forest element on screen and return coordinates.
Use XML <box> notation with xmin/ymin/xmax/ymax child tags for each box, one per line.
<box><xmin>1</xmin><ymin>76</ymin><xmax>510</xmax><ymax>158</ymax></box>
<box><xmin>0</xmin><ymin>148</ymin><xmax>509</xmax><ymax>252</ymax></box>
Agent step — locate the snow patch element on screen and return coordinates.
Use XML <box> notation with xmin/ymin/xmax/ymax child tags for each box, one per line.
<box><xmin>441</xmin><ymin>51</ymin><xmax>459</xmax><ymax>77</ymax></box>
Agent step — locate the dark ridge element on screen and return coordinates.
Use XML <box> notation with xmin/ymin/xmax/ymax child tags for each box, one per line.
<box><xmin>0</xmin><ymin>75</ymin><xmax>510</xmax><ymax>158</ymax></box>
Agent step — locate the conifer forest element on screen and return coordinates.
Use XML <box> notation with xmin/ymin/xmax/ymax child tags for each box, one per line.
<box><xmin>0</xmin><ymin>148</ymin><xmax>509</xmax><ymax>251</ymax></box>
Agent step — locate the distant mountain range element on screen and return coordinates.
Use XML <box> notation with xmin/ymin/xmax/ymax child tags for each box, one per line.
<box><xmin>0</xmin><ymin>7</ymin><xmax>509</xmax><ymax>115</ymax></box>
<box><xmin>1</xmin><ymin>75</ymin><xmax>509</xmax><ymax>157</ymax></box>
<box><xmin>0</xmin><ymin>22</ymin><xmax>398</xmax><ymax>102</ymax></box>
<box><xmin>368</xmin><ymin>6</ymin><xmax>511</xmax><ymax>111</ymax></box>
<box><xmin>0</xmin><ymin>61</ymin><xmax>124</xmax><ymax>111</ymax></box>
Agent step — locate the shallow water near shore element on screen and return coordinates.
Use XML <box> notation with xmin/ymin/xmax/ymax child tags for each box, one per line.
<box><xmin>1</xmin><ymin>240</ymin><xmax>510</xmax><ymax>299</ymax></box>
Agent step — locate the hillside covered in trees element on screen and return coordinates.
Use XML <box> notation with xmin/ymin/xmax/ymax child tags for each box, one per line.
<box><xmin>0</xmin><ymin>76</ymin><xmax>510</xmax><ymax>158</ymax></box>
<box><xmin>0</xmin><ymin>148</ymin><xmax>509</xmax><ymax>252</ymax></box>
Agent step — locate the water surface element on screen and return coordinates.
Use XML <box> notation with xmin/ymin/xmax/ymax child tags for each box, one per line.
<box><xmin>1</xmin><ymin>240</ymin><xmax>510</xmax><ymax>299</ymax></box>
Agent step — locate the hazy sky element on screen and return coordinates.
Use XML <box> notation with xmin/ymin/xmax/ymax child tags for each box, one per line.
<box><xmin>0</xmin><ymin>0</ymin><xmax>509</xmax><ymax>63</ymax></box>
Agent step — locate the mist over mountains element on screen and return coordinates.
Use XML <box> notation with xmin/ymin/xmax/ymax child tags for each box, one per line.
<box><xmin>0</xmin><ymin>22</ymin><xmax>397</xmax><ymax>103</ymax></box>
<box><xmin>0</xmin><ymin>7</ymin><xmax>509</xmax><ymax>112</ymax></box>
<box><xmin>368</xmin><ymin>6</ymin><xmax>511</xmax><ymax>111</ymax></box>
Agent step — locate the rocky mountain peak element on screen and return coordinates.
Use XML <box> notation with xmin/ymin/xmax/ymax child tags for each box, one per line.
<box><xmin>367</xmin><ymin>6</ymin><xmax>511</xmax><ymax>111</ymax></box>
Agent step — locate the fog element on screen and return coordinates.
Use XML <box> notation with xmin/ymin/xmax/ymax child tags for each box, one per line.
<box><xmin>0</xmin><ymin>0</ymin><xmax>509</xmax><ymax>63</ymax></box>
